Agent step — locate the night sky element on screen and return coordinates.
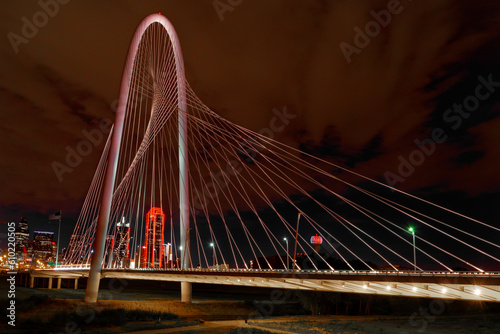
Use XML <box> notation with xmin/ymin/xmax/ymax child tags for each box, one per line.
<box><xmin>0</xmin><ymin>0</ymin><xmax>499</xmax><ymax>259</ymax></box>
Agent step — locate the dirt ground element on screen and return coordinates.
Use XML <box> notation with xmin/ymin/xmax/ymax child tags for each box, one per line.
<box><xmin>13</xmin><ymin>296</ymin><xmax>500</xmax><ymax>334</ymax></box>
<box><xmin>248</xmin><ymin>314</ymin><xmax>500</xmax><ymax>334</ymax></box>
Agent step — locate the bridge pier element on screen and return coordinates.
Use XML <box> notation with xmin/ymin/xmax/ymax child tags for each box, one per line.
<box><xmin>48</xmin><ymin>277</ymin><xmax>53</xmax><ymax>289</ymax></box>
<box><xmin>85</xmin><ymin>272</ymin><xmax>101</xmax><ymax>302</ymax></box>
<box><xmin>181</xmin><ymin>281</ymin><xmax>192</xmax><ymax>302</ymax></box>
<box><xmin>74</xmin><ymin>278</ymin><xmax>79</xmax><ymax>290</ymax></box>
<box><xmin>57</xmin><ymin>278</ymin><xmax>62</xmax><ymax>289</ymax></box>
<box><xmin>29</xmin><ymin>275</ymin><xmax>34</xmax><ymax>288</ymax></box>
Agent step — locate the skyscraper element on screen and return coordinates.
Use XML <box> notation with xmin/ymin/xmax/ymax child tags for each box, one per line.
<box><xmin>15</xmin><ymin>217</ymin><xmax>29</xmax><ymax>261</ymax></box>
<box><xmin>144</xmin><ymin>207</ymin><xmax>165</xmax><ymax>268</ymax></box>
<box><xmin>51</xmin><ymin>241</ymin><xmax>58</xmax><ymax>263</ymax></box>
<box><xmin>114</xmin><ymin>217</ymin><xmax>131</xmax><ymax>268</ymax></box>
<box><xmin>104</xmin><ymin>235</ymin><xmax>115</xmax><ymax>268</ymax></box>
<box><xmin>27</xmin><ymin>240</ymin><xmax>34</xmax><ymax>260</ymax></box>
<box><xmin>163</xmin><ymin>243</ymin><xmax>172</xmax><ymax>268</ymax></box>
<box><xmin>33</xmin><ymin>231</ymin><xmax>55</xmax><ymax>263</ymax></box>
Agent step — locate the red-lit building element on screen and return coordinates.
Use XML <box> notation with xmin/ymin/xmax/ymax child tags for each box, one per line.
<box><xmin>310</xmin><ymin>234</ymin><xmax>323</xmax><ymax>252</ymax></box>
<box><xmin>143</xmin><ymin>207</ymin><xmax>165</xmax><ymax>268</ymax></box>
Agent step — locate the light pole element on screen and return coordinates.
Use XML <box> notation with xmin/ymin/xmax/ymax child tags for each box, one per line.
<box><xmin>292</xmin><ymin>212</ymin><xmax>301</xmax><ymax>276</ymax></box>
<box><xmin>55</xmin><ymin>213</ymin><xmax>61</xmax><ymax>269</ymax></box>
<box><xmin>210</xmin><ymin>242</ymin><xmax>215</xmax><ymax>267</ymax></box>
<box><xmin>408</xmin><ymin>226</ymin><xmax>416</xmax><ymax>271</ymax></box>
<box><xmin>283</xmin><ymin>237</ymin><xmax>289</xmax><ymax>270</ymax></box>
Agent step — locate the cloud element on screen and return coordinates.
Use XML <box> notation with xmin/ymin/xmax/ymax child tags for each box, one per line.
<box><xmin>0</xmin><ymin>0</ymin><xmax>499</xmax><ymax>224</ymax></box>
<box><xmin>451</xmin><ymin>150</ymin><xmax>484</xmax><ymax>166</ymax></box>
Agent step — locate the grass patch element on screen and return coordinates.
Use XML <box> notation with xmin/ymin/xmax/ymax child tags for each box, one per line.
<box><xmin>19</xmin><ymin>294</ymin><xmax>52</xmax><ymax>312</ymax></box>
<box><xmin>18</xmin><ymin>307</ymin><xmax>179</xmax><ymax>333</ymax></box>
<box><xmin>0</xmin><ymin>294</ymin><xmax>52</xmax><ymax>316</ymax></box>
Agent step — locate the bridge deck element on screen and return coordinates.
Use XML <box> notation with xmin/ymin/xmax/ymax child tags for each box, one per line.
<box><xmin>29</xmin><ymin>269</ymin><xmax>500</xmax><ymax>302</ymax></box>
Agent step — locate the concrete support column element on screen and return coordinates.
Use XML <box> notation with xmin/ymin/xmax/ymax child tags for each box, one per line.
<box><xmin>74</xmin><ymin>278</ymin><xmax>79</xmax><ymax>290</ymax></box>
<box><xmin>48</xmin><ymin>277</ymin><xmax>53</xmax><ymax>289</ymax></box>
<box><xmin>30</xmin><ymin>275</ymin><xmax>34</xmax><ymax>288</ymax></box>
<box><xmin>181</xmin><ymin>281</ymin><xmax>192</xmax><ymax>302</ymax></box>
<box><xmin>57</xmin><ymin>278</ymin><xmax>62</xmax><ymax>289</ymax></box>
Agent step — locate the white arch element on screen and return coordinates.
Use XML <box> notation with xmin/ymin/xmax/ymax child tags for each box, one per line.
<box><xmin>85</xmin><ymin>13</ymin><xmax>190</xmax><ymax>303</ymax></box>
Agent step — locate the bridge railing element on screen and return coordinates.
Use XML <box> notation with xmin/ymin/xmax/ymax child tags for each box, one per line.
<box><xmin>53</xmin><ymin>264</ymin><xmax>91</xmax><ymax>270</ymax></box>
<box><xmin>103</xmin><ymin>268</ymin><xmax>499</xmax><ymax>277</ymax></box>
<box><xmin>47</xmin><ymin>265</ymin><xmax>499</xmax><ymax>277</ymax></box>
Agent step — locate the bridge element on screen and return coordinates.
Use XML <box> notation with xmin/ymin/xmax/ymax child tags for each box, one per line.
<box><xmin>44</xmin><ymin>13</ymin><xmax>500</xmax><ymax>304</ymax></box>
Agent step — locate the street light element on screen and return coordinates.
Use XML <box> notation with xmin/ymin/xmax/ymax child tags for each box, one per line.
<box><xmin>283</xmin><ymin>237</ymin><xmax>289</xmax><ymax>270</ymax></box>
<box><xmin>210</xmin><ymin>242</ymin><xmax>215</xmax><ymax>267</ymax></box>
<box><xmin>408</xmin><ymin>226</ymin><xmax>416</xmax><ymax>272</ymax></box>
